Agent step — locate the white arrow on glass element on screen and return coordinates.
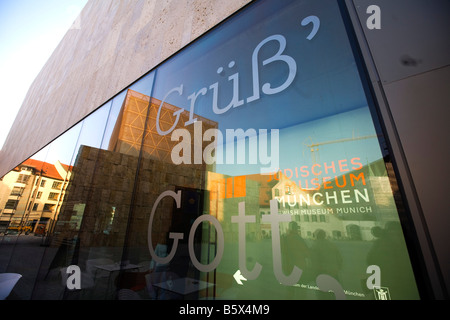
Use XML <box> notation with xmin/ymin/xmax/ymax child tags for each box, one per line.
<box><xmin>233</xmin><ymin>270</ymin><xmax>247</xmax><ymax>285</ymax></box>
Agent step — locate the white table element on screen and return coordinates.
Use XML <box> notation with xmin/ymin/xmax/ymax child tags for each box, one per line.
<box><xmin>94</xmin><ymin>263</ymin><xmax>139</xmax><ymax>298</ymax></box>
<box><xmin>153</xmin><ymin>277</ymin><xmax>214</xmax><ymax>298</ymax></box>
<box><xmin>94</xmin><ymin>263</ymin><xmax>139</xmax><ymax>273</ymax></box>
<box><xmin>0</xmin><ymin>273</ymin><xmax>21</xmax><ymax>300</ymax></box>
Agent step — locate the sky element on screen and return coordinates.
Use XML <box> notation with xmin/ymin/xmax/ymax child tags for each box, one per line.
<box><xmin>0</xmin><ymin>0</ymin><xmax>88</xmax><ymax>150</ymax></box>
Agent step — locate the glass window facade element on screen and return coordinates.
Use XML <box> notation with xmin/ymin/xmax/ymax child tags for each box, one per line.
<box><xmin>0</xmin><ymin>0</ymin><xmax>422</xmax><ymax>300</ymax></box>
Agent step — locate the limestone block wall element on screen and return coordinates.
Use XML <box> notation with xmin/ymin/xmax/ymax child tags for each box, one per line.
<box><xmin>0</xmin><ymin>0</ymin><xmax>251</xmax><ymax>178</ymax></box>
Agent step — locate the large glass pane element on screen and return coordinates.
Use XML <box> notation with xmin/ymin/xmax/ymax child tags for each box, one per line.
<box><xmin>29</xmin><ymin>105</ymin><xmax>111</xmax><ymax>300</ymax></box>
<box><xmin>0</xmin><ymin>121</ymin><xmax>82</xmax><ymax>299</ymax></box>
<box><xmin>125</xmin><ymin>0</ymin><xmax>420</xmax><ymax>300</ymax></box>
<box><xmin>0</xmin><ymin>145</ymin><xmax>49</xmax><ymax>245</ymax></box>
<box><xmin>38</xmin><ymin>72</ymin><xmax>156</xmax><ymax>299</ymax></box>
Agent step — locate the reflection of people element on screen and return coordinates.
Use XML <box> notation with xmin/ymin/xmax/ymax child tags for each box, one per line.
<box><xmin>370</xmin><ymin>226</ymin><xmax>385</xmax><ymax>240</ymax></box>
<box><xmin>310</xmin><ymin>229</ymin><xmax>343</xmax><ymax>279</ymax></box>
<box><xmin>310</xmin><ymin>229</ymin><xmax>343</xmax><ymax>299</ymax></box>
<box><xmin>281</xmin><ymin>221</ymin><xmax>310</xmax><ymax>299</ymax></box>
<box><xmin>282</xmin><ymin>221</ymin><xmax>310</xmax><ymax>272</ymax></box>
<box><xmin>366</xmin><ymin>221</ymin><xmax>418</xmax><ymax>299</ymax></box>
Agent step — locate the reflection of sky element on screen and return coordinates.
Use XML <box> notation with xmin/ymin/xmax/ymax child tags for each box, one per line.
<box><xmin>31</xmin><ymin>72</ymin><xmax>155</xmax><ymax>166</ymax></box>
<box><xmin>31</xmin><ymin>122</ymin><xmax>82</xmax><ymax>166</ymax></box>
<box><xmin>217</xmin><ymin>107</ymin><xmax>382</xmax><ymax>176</ymax></box>
<box><xmin>280</xmin><ymin>107</ymin><xmax>381</xmax><ymax>169</ymax></box>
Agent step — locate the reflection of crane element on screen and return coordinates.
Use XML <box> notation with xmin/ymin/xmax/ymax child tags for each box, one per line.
<box><xmin>304</xmin><ymin>134</ymin><xmax>378</xmax><ymax>164</ymax></box>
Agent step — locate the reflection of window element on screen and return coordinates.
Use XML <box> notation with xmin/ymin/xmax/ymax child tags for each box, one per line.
<box><xmin>40</xmin><ymin>180</ymin><xmax>46</xmax><ymax>187</ymax></box>
<box><xmin>36</xmin><ymin>191</ymin><xmax>42</xmax><ymax>199</ymax></box>
<box><xmin>43</xmin><ymin>204</ymin><xmax>55</xmax><ymax>212</ymax></box>
<box><xmin>52</xmin><ymin>181</ymin><xmax>62</xmax><ymax>189</ymax></box>
<box><xmin>285</xmin><ymin>186</ymin><xmax>292</xmax><ymax>195</ymax></box>
<box><xmin>5</xmin><ymin>200</ymin><xmax>19</xmax><ymax>210</ymax></box>
<box><xmin>104</xmin><ymin>206</ymin><xmax>116</xmax><ymax>234</ymax></box>
<box><xmin>33</xmin><ymin>203</ymin><xmax>39</xmax><ymax>211</ymax></box>
<box><xmin>48</xmin><ymin>192</ymin><xmax>59</xmax><ymax>201</ymax></box>
<box><xmin>332</xmin><ymin>230</ymin><xmax>342</xmax><ymax>239</ymax></box>
<box><xmin>11</xmin><ymin>187</ymin><xmax>24</xmax><ymax>196</ymax></box>
<box><xmin>16</xmin><ymin>174</ymin><xmax>30</xmax><ymax>184</ymax></box>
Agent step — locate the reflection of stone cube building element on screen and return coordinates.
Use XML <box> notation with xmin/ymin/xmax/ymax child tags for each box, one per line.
<box><xmin>108</xmin><ymin>89</ymin><xmax>218</xmax><ymax>164</ymax></box>
<box><xmin>53</xmin><ymin>90</ymin><xmax>218</xmax><ymax>252</ymax></box>
<box><xmin>54</xmin><ymin>144</ymin><xmax>208</xmax><ymax>250</ymax></box>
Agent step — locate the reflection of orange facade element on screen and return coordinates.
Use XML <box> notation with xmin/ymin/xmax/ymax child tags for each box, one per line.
<box><xmin>207</xmin><ymin>172</ymin><xmax>273</xmax><ymax>241</ymax></box>
<box><xmin>108</xmin><ymin>89</ymin><xmax>218</xmax><ymax>163</ymax></box>
<box><xmin>0</xmin><ymin>159</ymin><xmax>69</xmax><ymax>232</ymax></box>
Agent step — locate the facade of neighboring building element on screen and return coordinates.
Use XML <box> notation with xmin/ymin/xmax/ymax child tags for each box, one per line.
<box><xmin>0</xmin><ymin>159</ymin><xmax>69</xmax><ymax>234</ymax></box>
<box><xmin>0</xmin><ymin>0</ymin><xmax>448</xmax><ymax>301</ymax></box>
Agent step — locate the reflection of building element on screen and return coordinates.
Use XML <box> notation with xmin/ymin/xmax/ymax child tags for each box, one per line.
<box><xmin>109</xmin><ymin>89</ymin><xmax>218</xmax><ymax>164</ymax></box>
<box><xmin>271</xmin><ymin>159</ymin><xmax>400</xmax><ymax>241</ymax></box>
<box><xmin>53</xmin><ymin>90</ymin><xmax>218</xmax><ymax>251</ymax></box>
<box><xmin>0</xmin><ymin>159</ymin><xmax>69</xmax><ymax>233</ymax></box>
<box><xmin>52</xmin><ymin>142</ymin><xmax>211</xmax><ymax>272</ymax></box>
